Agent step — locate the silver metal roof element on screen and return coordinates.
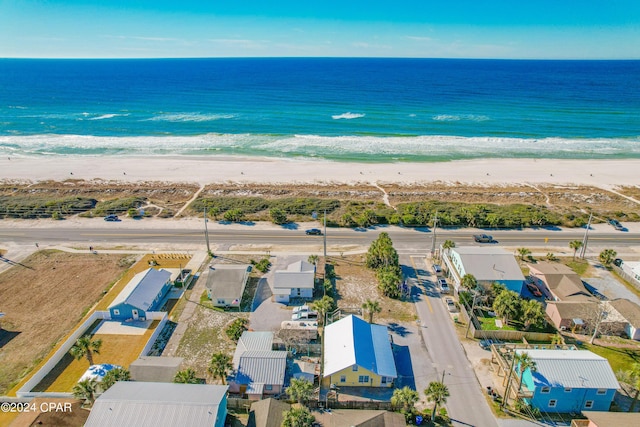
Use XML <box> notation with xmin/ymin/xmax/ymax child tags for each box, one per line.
<box><xmin>324</xmin><ymin>315</ymin><xmax>397</xmax><ymax>378</ymax></box>
<box><xmin>85</xmin><ymin>382</ymin><xmax>228</xmax><ymax>427</ymax></box>
<box><xmin>273</xmin><ymin>261</ymin><xmax>315</xmax><ymax>291</ymax></box>
<box><xmin>517</xmin><ymin>349</ymin><xmax>619</xmax><ymax>390</ymax></box>
<box><xmin>452</xmin><ymin>247</ymin><xmax>525</xmax><ymax>283</ymax></box>
<box><xmin>109</xmin><ymin>268</ymin><xmax>171</xmax><ymax>311</ymax></box>
<box><xmin>235</xmin><ymin>351</ymin><xmax>287</xmax><ymax>387</ymax></box>
<box><xmin>233</xmin><ymin>331</ymin><xmax>274</xmax><ymax>368</ymax></box>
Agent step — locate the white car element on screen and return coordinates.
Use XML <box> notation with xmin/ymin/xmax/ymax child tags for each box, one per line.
<box><xmin>445</xmin><ymin>297</ymin><xmax>457</xmax><ymax>312</ymax></box>
<box><xmin>292</xmin><ymin>311</ymin><xmax>318</xmax><ymax>321</ymax></box>
<box><xmin>292</xmin><ymin>305</ymin><xmax>312</xmax><ymax>314</ymax></box>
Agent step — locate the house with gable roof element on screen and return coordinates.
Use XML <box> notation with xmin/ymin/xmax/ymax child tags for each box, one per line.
<box><xmin>323</xmin><ymin>315</ymin><xmax>397</xmax><ymax>388</ymax></box>
<box><xmin>515</xmin><ymin>349</ymin><xmax>619</xmax><ymax>413</ymax></box>
<box><xmin>108</xmin><ymin>268</ymin><xmax>173</xmax><ymax>321</ymax></box>
<box><xmin>272</xmin><ymin>260</ymin><xmax>315</xmax><ymax>304</ymax></box>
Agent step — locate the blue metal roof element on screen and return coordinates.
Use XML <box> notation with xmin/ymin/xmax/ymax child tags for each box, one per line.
<box><xmin>109</xmin><ymin>268</ymin><xmax>171</xmax><ymax>311</ymax></box>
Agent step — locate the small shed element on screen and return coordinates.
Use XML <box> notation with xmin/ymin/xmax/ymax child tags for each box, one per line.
<box><xmin>206</xmin><ymin>265</ymin><xmax>252</xmax><ymax>307</ymax></box>
<box><xmin>109</xmin><ymin>268</ymin><xmax>173</xmax><ymax>321</ymax></box>
<box><xmin>129</xmin><ymin>356</ymin><xmax>184</xmax><ymax>382</ymax></box>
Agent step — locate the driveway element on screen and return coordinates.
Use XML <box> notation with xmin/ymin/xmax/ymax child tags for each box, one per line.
<box><xmin>249</xmin><ymin>255</ymin><xmax>310</xmax><ymax>331</ymax></box>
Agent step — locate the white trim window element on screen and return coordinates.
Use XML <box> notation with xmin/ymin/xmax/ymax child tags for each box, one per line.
<box><xmin>113</xmin><ymin>309</ymin><xmax>120</xmax><ymax>316</ymax></box>
<box><xmin>548</xmin><ymin>399</ymin><xmax>557</xmax><ymax>408</ymax></box>
<box><xmin>540</xmin><ymin>386</ymin><xmax>551</xmax><ymax>394</ymax></box>
<box><xmin>564</xmin><ymin>387</ymin><xmax>572</xmax><ymax>393</ymax></box>
<box><xmin>584</xmin><ymin>400</ymin><xmax>594</xmax><ymax>409</ymax></box>
<box><xmin>596</xmin><ymin>389</ymin><xmax>607</xmax><ymax>395</ymax></box>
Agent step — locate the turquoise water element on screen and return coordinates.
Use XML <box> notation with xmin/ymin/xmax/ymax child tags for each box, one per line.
<box><xmin>1</xmin><ymin>58</ymin><xmax>639</xmax><ymax>162</ymax></box>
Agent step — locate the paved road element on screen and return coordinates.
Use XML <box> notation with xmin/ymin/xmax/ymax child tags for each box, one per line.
<box><xmin>403</xmin><ymin>254</ymin><xmax>499</xmax><ymax>427</ymax></box>
<box><xmin>1</xmin><ymin>225</ymin><xmax>638</xmax><ymax>254</ymax></box>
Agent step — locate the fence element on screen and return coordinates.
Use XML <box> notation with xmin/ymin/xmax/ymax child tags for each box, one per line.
<box><xmin>140</xmin><ymin>312</ymin><xmax>169</xmax><ymax>356</ymax></box>
<box><xmin>461</xmin><ymin>304</ymin><xmax>555</xmax><ymax>342</ymax></box>
<box><xmin>17</xmin><ymin>311</ymin><xmax>111</xmax><ymax>397</ymax></box>
<box><xmin>227</xmin><ymin>397</ymin><xmax>394</xmax><ymax>412</ymax></box>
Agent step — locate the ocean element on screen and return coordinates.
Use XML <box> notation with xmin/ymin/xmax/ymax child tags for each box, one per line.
<box><xmin>1</xmin><ymin>58</ymin><xmax>639</xmax><ymax>162</ymax></box>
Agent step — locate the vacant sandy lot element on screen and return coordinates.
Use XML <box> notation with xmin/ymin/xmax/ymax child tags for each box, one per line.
<box><xmin>0</xmin><ymin>250</ymin><xmax>131</xmax><ymax>394</ymax></box>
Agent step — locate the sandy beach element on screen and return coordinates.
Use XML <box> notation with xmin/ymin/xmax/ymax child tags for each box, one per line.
<box><xmin>2</xmin><ymin>156</ymin><xmax>640</xmax><ymax>187</ymax></box>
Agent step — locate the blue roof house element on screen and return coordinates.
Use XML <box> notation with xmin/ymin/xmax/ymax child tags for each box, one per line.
<box><xmin>109</xmin><ymin>268</ymin><xmax>173</xmax><ymax>321</ymax></box>
<box><xmin>323</xmin><ymin>315</ymin><xmax>397</xmax><ymax>388</ymax></box>
<box><xmin>516</xmin><ymin>349</ymin><xmax>619</xmax><ymax>413</ymax></box>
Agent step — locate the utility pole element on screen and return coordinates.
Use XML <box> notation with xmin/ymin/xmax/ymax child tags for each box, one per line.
<box><xmin>441</xmin><ymin>369</ymin><xmax>446</xmax><ymax>384</ymax></box>
<box><xmin>323</xmin><ymin>209</ymin><xmax>327</xmax><ymax>260</ymax></box>
<box><xmin>580</xmin><ymin>212</ymin><xmax>593</xmax><ymax>259</ymax></box>
<box><xmin>431</xmin><ymin>210</ymin><xmax>438</xmax><ymax>257</ymax></box>
<box><xmin>204</xmin><ymin>206</ymin><xmax>211</xmax><ymax>255</ymax></box>
<box><xmin>465</xmin><ymin>291</ymin><xmax>479</xmax><ymax>338</ymax></box>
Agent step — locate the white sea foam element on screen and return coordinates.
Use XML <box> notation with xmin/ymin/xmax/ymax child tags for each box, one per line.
<box><xmin>0</xmin><ymin>134</ymin><xmax>638</xmax><ymax>160</ymax></box>
<box><xmin>433</xmin><ymin>114</ymin><xmax>490</xmax><ymax>122</ymax></box>
<box><xmin>145</xmin><ymin>113</ymin><xmax>236</xmax><ymax>122</ymax></box>
<box><xmin>331</xmin><ymin>112</ymin><xmax>365</xmax><ymax>120</ymax></box>
<box><xmin>87</xmin><ymin>113</ymin><xmax>128</xmax><ymax>121</ymax></box>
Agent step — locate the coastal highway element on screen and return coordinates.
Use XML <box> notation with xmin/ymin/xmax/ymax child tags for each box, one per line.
<box><xmin>1</xmin><ymin>225</ymin><xmax>639</xmax><ymax>254</ymax></box>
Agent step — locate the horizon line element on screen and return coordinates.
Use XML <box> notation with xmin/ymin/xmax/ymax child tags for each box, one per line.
<box><xmin>2</xmin><ymin>56</ymin><xmax>640</xmax><ymax>61</ymax></box>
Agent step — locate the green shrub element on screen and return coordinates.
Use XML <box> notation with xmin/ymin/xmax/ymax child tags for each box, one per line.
<box><xmin>251</xmin><ymin>257</ymin><xmax>271</xmax><ymax>273</ymax></box>
<box><xmin>269</xmin><ymin>208</ymin><xmax>288</xmax><ymax>225</ymax></box>
<box><xmin>93</xmin><ymin>197</ymin><xmax>145</xmax><ymax>216</ymax></box>
<box><xmin>225</xmin><ymin>318</ymin><xmax>248</xmax><ymax>342</ymax></box>
<box><xmin>223</xmin><ymin>208</ymin><xmax>245</xmax><ymax>222</ymax></box>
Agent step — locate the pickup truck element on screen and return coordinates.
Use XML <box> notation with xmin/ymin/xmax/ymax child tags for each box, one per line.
<box><xmin>473</xmin><ymin>234</ymin><xmax>493</xmax><ymax>243</ymax></box>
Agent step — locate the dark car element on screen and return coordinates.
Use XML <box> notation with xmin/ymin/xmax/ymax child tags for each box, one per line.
<box><xmin>433</xmin><ymin>264</ymin><xmax>442</xmax><ymax>274</ymax></box>
<box><xmin>305</xmin><ymin>228</ymin><xmax>322</xmax><ymax>235</ymax></box>
<box><xmin>104</xmin><ymin>214</ymin><xmax>119</xmax><ymax>221</ymax></box>
<box><xmin>473</xmin><ymin>234</ymin><xmax>494</xmax><ymax>243</ymax></box>
<box><xmin>608</xmin><ymin>219</ymin><xmax>624</xmax><ymax>231</ymax></box>
<box><xmin>526</xmin><ymin>282</ymin><xmax>543</xmax><ymax>298</ymax></box>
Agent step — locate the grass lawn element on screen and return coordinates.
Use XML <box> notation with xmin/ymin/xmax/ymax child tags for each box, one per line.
<box><xmin>562</xmin><ymin>258</ymin><xmax>590</xmax><ymax>276</ymax></box>
<box><xmin>33</xmin><ymin>320</ymin><xmax>159</xmax><ymax>392</ymax></box>
<box><xmin>579</xmin><ymin>343</ymin><xmax>640</xmax><ymax>373</ymax></box>
<box><xmin>478</xmin><ymin>316</ymin><xmax>517</xmax><ymax>331</ymax></box>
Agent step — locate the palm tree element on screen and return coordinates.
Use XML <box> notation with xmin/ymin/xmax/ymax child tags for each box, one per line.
<box><xmin>208</xmin><ymin>352</ymin><xmax>232</xmax><ymax>385</ymax></box>
<box><xmin>311</xmin><ymin>295</ymin><xmax>334</xmax><ymax>325</ymax></box>
<box><xmin>460</xmin><ymin>274</ymin><xmax>478</xmax><ymax>292</ymax></box>
<box><xmin>174</xmin><ymin>368</ymin><xmax>200</xmax><ymax>384</ymax></box>
<box><xmin>599</xmin><ymin>249</ymin><xmax>617</xmax><ymax>268</ymax></box>
<box><xmin>569</xmin><ymin>240</ymin><xmax>583</xmax><ymax>260</ymax></box>
<box><xmin>69</xmin><ymin>336</ymin><xmax>103</xmax><ymax>366</ymax></box>
<box><xmin>493</xmin><ymin>290</ymin><xmax>520</xmax><ymax>325</ymax></box>
<box><xmin>442</xmin><ymin>240</ymin><xmax>456</xmax><ymax>252</ymax></box>
<box><xmin>545</xmin><ymin>252</ymin><xmax>558</xmax><ymax>262</ymax></box>
<box><xmin>307</xmin><ymin>254</ymin><xmax>319</xmax><ymax>266</ymax></box>
<box><xmin>391</xmin><ymin>386</ymin><xmax>419</xmax><ymax>413</ymax></box>
<box><xmin>73</xmin><ymin>378</ymin><xmax>98</xmax><ymax>406</ymax></box>
<box><xmin>362</xmin><ymin>299</ymin><xmax>382</xmax><ymax>323</ymax></box>
<box><xmin>282</xmin><ymin>405</ymin><xmax>315</xmax><ymax>427</ymax></box>
<box><xmin>425</xmin><ymin>381</ymin><xmax>449</xmax><ymax>421</ymax></box>
<box><xmin>521</xmin><ymin>299</ymin><xmax>545</xmax><ymax>331</ymax></box>
<box><xmin>514</xmin><ymin>352</ymin><xmax>537</xmax><ymax>392</ymax></box>
<box><xmin>617</xmin><ymin>363</ymin><xmax>640</xmax><ymax>412</ymax></box>
<box><xmin>517</xmin><ymin>247</ymin><xmax>531</xmax><ymax>261</ymax></box>
<box><xmin>101</xmin><ymin>367</ymin><xmax>131</xmax><ymax>391</ymax></box>
<box><xmin>286</xmin><ymin>378</ymin><xmax>314</xmax><ymax>404</ymax></box>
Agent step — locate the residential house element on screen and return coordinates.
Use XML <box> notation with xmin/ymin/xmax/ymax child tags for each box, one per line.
<box><xmin>606</xmin><ymin>299</ymin><xmax>640</xmax><ymax>340</ymax></box>
<box><xmin>248</xmin><ymin>398</ymin><xmax>407</xmax><ymax>427</ymax></box>
<box><xmin>620</xmin><ymin>260</ymin><xmax>640</xmax><ymax>284</ymax></box>
<box><xmin>108</xmin><ymin>268</ymin><xmax>173</xmax><ymax>321</ymax></box>
<box><xmin>85</xmin><ymin>382</ymin><xmax>228</xmax><ymax>427</ymax></box>
<box><xmin>206</xmin><ymin>264</ymin><xmax>251</xmax><ymax>308</ymax></box>
<box><xmin>229</xmin><ymin>331</ymin><xmax>287</xmax><ymax>399</ymax></box>
<box><xmin>323</xmin><ymin>315</ymin><xmax>397</xmax><ymax>388</ymax></box>
<box><xmin>129</xmin><ymin>356</ymin><xmax>184</xmax><ymax>382</ymax></box>
<box><xmin>528</xmin><ymin>262</ymin><xmax>596</xmax><ymax>302</ymax></box>
<box><xmin>272</xmin><ymin>260</ymin><xmax>315</xmax><ymax>304</ymax></box>
<box><xmin>546</xmin><ymin>301</ymin><xmax>628</xmax><ymax>337</ymax></box>
<box><xmin>517</xmin><ymin>349</ymin><xmax>619</xmax><ymax>413</ymax></box>
<box><xmin>571</xmin><ymin>410</ymin><xmax>640</xmax><ymax>427</ymax></box>
<box><xmin>443</xmin><ymin>247</ymin><xmax>525</xmax><ymax>294</ymax></box>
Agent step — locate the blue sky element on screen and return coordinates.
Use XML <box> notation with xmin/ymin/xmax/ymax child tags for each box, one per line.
<box><xmin>1</xmin><ymin>1</ymin><xmax>639</xmax><ymax>59</ymax></box>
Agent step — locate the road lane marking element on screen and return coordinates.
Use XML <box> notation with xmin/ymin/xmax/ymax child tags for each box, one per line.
<box><xmin>80</xmin><ymin>233</ymin><xmax>366</xmax><ymax>240</ymax></box>
<box><xmin>410</xmin><ymin>255</ymin><xmax>433</xmax><ymax>313</ymax></box>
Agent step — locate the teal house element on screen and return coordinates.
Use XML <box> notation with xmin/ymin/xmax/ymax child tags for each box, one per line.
<box><xmin>516</xmin><ymin>349</ymin><xmax>619</xmax><ymax>413</ymax></box>
<box><xmin>108</xmin><ymin>268</ymin><xmax>173</xmax><ymax>321</ymax></box>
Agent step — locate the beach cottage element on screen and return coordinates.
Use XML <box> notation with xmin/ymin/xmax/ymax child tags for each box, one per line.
<box><xmin>272</xmin><ymin>260</ymin><xmax>315</xmax><ymax>304</ymax></box>
<box><xmin>206</xmin><ymin>264</ymin><xmax>252</xmax><ymax>308</ymax></box>
<box><xmin>108</xmin><ymin>268</ymin><xmax>172</xmax><ymax>321</ymax></box>
<box><xmin>516</xmin><ymin>349</ymin><xmax>619</xmax><ymax>413</ymax></box>
<box><xmin>323</xmin><ymin>315</ymin><xmax>396</xmax><ymax>388</ymax></box>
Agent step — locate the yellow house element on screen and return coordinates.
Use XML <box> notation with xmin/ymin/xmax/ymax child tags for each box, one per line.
<box><xmin>323</xmin><ymin>315</ymin><xmax>397</xmax><ymax>388</ymax></box>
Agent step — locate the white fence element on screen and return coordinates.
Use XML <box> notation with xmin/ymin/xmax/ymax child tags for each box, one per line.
<box><xmin>15</xmin><ymin>311</ymin><xmax>167</xmax><ymax>398</ymax></box>
<box><xmin>140</xmin><ymin>312</ymin><xmax>169</xmax><ymax>356</ymax></box>
<box><xmin>17</xmin><ymin>311</ymin><xmax>111</xmax><ymax>398</ymax></box>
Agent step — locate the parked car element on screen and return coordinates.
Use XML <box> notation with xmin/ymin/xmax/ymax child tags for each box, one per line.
<box><xmin>473</xmin><ymin>234</ymin><xmax>494</xmax><ymax>243</ymax></box>
<box><xmin>433</xmin><ymin>264</ymin><xmax>442</xmax><ymax>274</ymax></box>
<box><xmin>526</xmin><ymin>282</ymin><xmax>543</xmax><ymax>298</ymax></box>
<box><xmin>608</xmin><ymin>219</ymin><xmax>624</xmax><ymax>231</ymax></box>
<box><xmin>438</xmin><ymin>278</ymin><xmax>450</xmax><ymax>293</ymax></box>
<box><xmin>292</xmin><ymin>305</ymin><xmax>313</xmax><ymax>314</ymax></box>
<box><xmin>305</xmin><ymin>228</ymin><xmax>322</xmax><ymax>235</ymax></box>
<box><xmin>445</xmin><ymin>297</ymin><xmax>457</xmax><ymax>312</ymax></box>
<box><xmin>103</xmin><ymin>214</ymin><xmax>119</xmax><ymax>221</ymax></box>
<box><xmin>292</xmin><ymin>311</ymin><xmax>318</xmax><ymax>321</ymax></box>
